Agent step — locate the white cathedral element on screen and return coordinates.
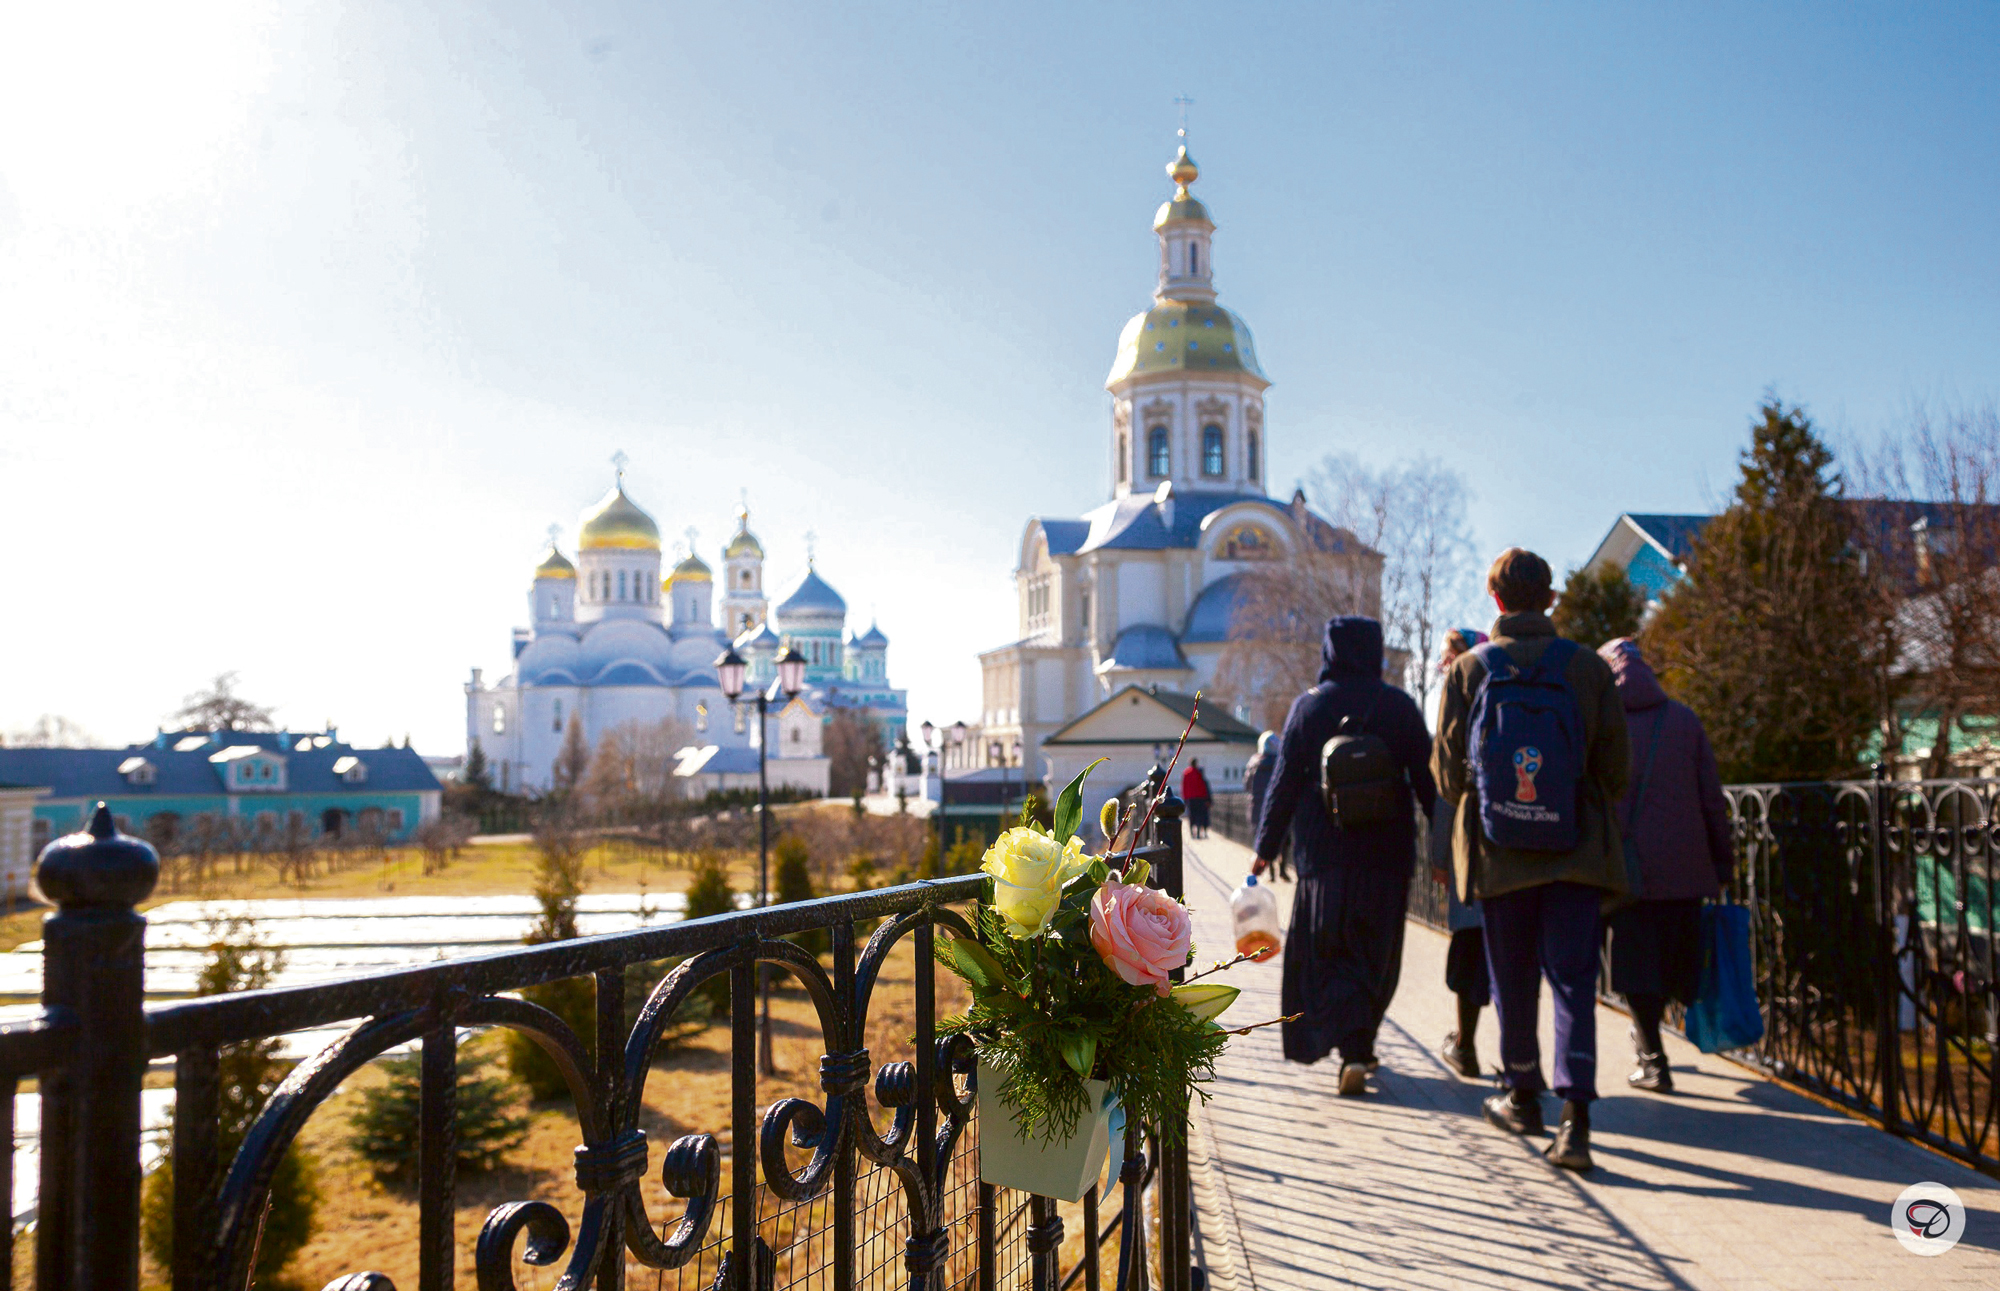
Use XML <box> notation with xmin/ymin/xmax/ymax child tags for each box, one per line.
<box><xmin>467</xmin><ymin>474</ymin><xmax>908</xmax><ymax>796</ymax></box>
<box><xmin>980</xmin><ymin>143</ymin><xmax>1380</xmax><ymax>778</ymax></box>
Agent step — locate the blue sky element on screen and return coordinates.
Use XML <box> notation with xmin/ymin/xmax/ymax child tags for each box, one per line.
<box><xmin>2</xmin><ymin>2</ymin><xmax>1996</xmax><ymax>754</ymax></box>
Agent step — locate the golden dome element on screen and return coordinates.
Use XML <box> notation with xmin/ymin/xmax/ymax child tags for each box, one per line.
<box><xmin>533</xmin><ymin>546</ymin><xmax>576</xmax><ymax>580</ymax></box>
<box><xmin>578</xmin><ymin>482</ymin><xmax>661</xmax><ymax>550</ymax></box>
<box><xmin>725</xmin><ymin>505</ymin><xmax>764</xmax><ymax>559</ymax></box>
<box><xmin>668</xmin><ymin>552</ymin><xmax>712</xmax><ymax>585</ymax></box>
<box><xmin>1155</xmin><ymin>145</ymin><xmax>1210</xmax><ymax>228</ymax></box>
<box><xmin>1107</xmin><ymin>299</ymin><xmax>1267</xmax><ymax>388</ymax></box>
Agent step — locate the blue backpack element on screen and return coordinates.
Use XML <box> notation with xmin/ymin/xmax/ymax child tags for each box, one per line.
<box><xmin>1468</xmin><ymin>638</ymin><xmax>1585</xmax><ymax>852</ymax></box>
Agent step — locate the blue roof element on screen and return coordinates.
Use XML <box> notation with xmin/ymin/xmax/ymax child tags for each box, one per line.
<box><xmin>0</xmin><ymin>733</ymin><xmax>442</xmax><ymax>800</ymax></box>
<box><xmin>1103</xmin><ymin>625</ymin><xmax>1190</xmax><ymax>671</ymax></box>
<box><xmin>1051</xmin><ymin>490</ymin><xmax>1363</xmax><ymax>557</ymax></box>
<box><xmin>1181</xmin><ymin>572</ymin><xmax>1254</xmax><ymax>644</ymax></box>
<box><xmin>1038</xmin><ymin>519</ymin><xmax>1091</xmax><ymax>556</ymax></box>
<box><xmin>776</xmin><ymin>566</ymin><xmax>847</xmax><ymax>617</ymax></box>
<box><xmin>1625</xmin><ymin>514</ymin><xmax>1711</xmax><ymax>562</ymax></box>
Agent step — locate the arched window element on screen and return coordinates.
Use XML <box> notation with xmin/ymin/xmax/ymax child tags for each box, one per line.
<box><xmin>553</xmin><ymin>699</ymin><xmax>563</xmax><ymax>732</ymax></box>
<box><xmin>1117</xmin><ymin>432</ymin><xmax>1128</xmax><ymax>484</ymax></box>
<box><xmin>1188</xmin><ymin>243</ymin><xmax>1198</xmax><ymax>275</ymax></box>
<box><xmin>617</xmin><ymin>570</ymin><xmax>628</xmax><ymax>601</ymax></box>
<box><xmin>1148</xmin><ymin>426</ymin><xmax>1170</xmax><ymax>477</ymax></box>
<box><xmin>1248</xmin><ymin>429</ymin><xmax>1260</xmax><ymax>479</ymax></box>
<box><xmin>1202</xmin><ymin>424</ymin><xmax>1225</xmax><ymax>476</ymax></box>
<box><xmin>493</xmin><ymin>705</ymin><xmax>506</xmax><ymax>734</ymax></box>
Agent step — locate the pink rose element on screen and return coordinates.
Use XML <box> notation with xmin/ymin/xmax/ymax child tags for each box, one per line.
<box><xmin>1088</xmin><ymin>878</ymin><xmax>1193</xmax><ymax>995</ymax></box>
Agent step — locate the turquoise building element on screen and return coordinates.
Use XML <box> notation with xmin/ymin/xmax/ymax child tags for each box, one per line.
<box><xmin>0</xmin><ymin>729</ymin><xmax>443</xmax><ymax>855</ymax></box>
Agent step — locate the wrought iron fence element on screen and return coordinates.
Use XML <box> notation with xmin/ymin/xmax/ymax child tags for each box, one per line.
<box><xmin>1404</xmin><ymin>771</ymin><xmax>1999</xmax><ymax>1177</ymax></box>
<box><xmin>0</xmin><ymin>789</ymin><xmax>1195</xmax><ymax>1290</ymax></box>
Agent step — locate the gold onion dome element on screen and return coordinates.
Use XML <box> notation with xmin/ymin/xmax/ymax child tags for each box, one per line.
<box><xmin>1107</xmin><ymin>299</ymin><xmax>1267</xmax><ymax>387</ymax></box>
<box><xmin>533</xmin><ymin>546</ymin><xmax>577</xmax><ymax>580</ymax></box>
<box><xmin>578</xmin><ymin>482</ymin><xmax>661</xmax><ymax>550</ymax></box>
<box><xmin>668</xmin><ymin>552</ymin><xmax>713</xmax><ymax>585</ymax></box>
<box><xmin>725</xmin><ymin>508</ymin><xmax>764</xmax><ymax>559</ymax></box>
<box><xmin>1154</xmin><ymin>145</ymin><xmax>1209</xmax><ymax>229</ymax></box>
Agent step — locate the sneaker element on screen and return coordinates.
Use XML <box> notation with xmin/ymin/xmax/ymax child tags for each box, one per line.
<box><xmin>1482</xmin><ymin>1088</ymin><xmax>1544</xmax><ymax>1136</ymax></box>
<box><xmin>1628</xmin><ymin>1051</ymin><xmax>1673</xmax><ymax>1094</ymax></box>
<box><xmin>1338</xmin><ymin>1061</ymin><xmax>1369</xmax><ymax>1096</ymax></box>
<box><xmin>1545</xmin><ymin>1102</ymin><xmax>1593</xmax><ymax>1172</ymax></box>
<box><xmin>1440</xmin><ymin>1031</ymin><xmax>1480</xmax><ymax>1079</ymax></box>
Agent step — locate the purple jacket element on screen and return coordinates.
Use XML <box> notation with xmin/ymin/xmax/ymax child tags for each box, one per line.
<box><xmin>1601</xmin><ymin>640</ymin><xmax>1735</xmax><ymax>900</ymax></box>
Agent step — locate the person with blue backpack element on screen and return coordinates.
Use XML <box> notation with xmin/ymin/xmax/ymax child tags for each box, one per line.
<box><xmin>1251</xmin><ymin>616</ymin><xmax>1436</xmax><ymax>1097</ymax></box>
<box><xmin>1431</xmin><ymin>548</ymin><xmax>1630</xmax><ymax>1172</ymax></box>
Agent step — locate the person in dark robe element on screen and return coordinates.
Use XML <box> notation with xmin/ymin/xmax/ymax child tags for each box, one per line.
<box><xmin>1251</xmin><ymin>617</ymin><xmax>1436</xmax><ymax>1096</ymax></box>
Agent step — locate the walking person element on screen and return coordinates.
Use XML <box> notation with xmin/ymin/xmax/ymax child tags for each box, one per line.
<box><xmin>1598</xmin><ymin>637</ymin><xmax>1735</xmax><ymax>1093</ymax></box>
<box><xmin>1252</xmin><ymin>617</ymin><xmax>1437</xmax><ymax>1096</ymax></box>
<box><xmin>1432</xmin><ymin>549</ymin><xmax>1629</xmax><ymax>1171</ymax></box>
<box><xmin>1182</xmin><ymin>758</ymin><xmax>1212</xmax><ymax>839</ymax></box>
<box><xmin>1245</xmin><ymin>732</ymin><xmax>1290</xmax><ymax>879</ymax></box>
<box><xmin>1431</xmin><ymin>628</ymin><xmax>1489</xmax><ymax>1079</ymax></box>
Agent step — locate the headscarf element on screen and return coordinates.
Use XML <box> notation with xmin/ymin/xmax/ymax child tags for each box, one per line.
<box><xmin>1438</xmin><ymin>627</ymin><xmax>1488</xmax><ymax>672</ymax></box>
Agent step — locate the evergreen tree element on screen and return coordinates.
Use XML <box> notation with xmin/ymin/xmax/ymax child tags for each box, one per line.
<box><xmin>773</xmin><ymin>834</ymin><xmax>822</xmax><ymax>955</ymax></box>
<box><xmin>684</xmin><ymin>854</ymin><xmax>736</xmax><ymax>1016</ymax></box>
<box><xmin>552</xmin><ymin>712</ymin><xmax>592</xmax><ymax>796</ymax></box>
<box><xmin>347</xmin><ymin>1044</ymin><xmax>529</xmax><ymax>1181</ymax></box>
<box><xmin>463</xmin><ymin>738</ymin><xmax>492</xmax><ymax>794</ymax></box>
<box><xmin>505</xmin><ymin>820</ymin><xmax>594</xmax><ymax>1100</ymax></box>
<box><xmin>142</xmin><ymin>919</ymin><xmax>317</xmax><ymax>1283</ymax></box>
<box><xmin>1645</xmin><ymin>398</ymin><xmax>1880</xmax><ymax>781</ymax></box>
<box><xmin>1552</xmin><ymin>564</ymin><xmax>1647</xmax><ymax>647</ymax></box>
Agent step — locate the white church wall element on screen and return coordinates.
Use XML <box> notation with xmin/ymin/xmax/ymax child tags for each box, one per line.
<box><xmin>1115</xmin><ymin>559</ymin><xmax>1165</xmax><ymax>632</ymax></box>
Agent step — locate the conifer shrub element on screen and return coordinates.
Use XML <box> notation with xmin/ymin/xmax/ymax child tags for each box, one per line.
<box><xmin>773</xmin><ymin>834</ymin><xmax>823</xmax><ymax>956</ymax></box>
<box><xmin>142</xmin><ymin>919</ymin><xmax>317</xmax><ymax>1284</ymax></box>
<box><xmin>346</xmin><ymin>1042</ymin><xmax>529</xmax><ymax>1182</ymax></box>
<box><xmin>683</xmin><ymin>853</ymin><xmax>736</xmax><ymax>1017</ymax></box>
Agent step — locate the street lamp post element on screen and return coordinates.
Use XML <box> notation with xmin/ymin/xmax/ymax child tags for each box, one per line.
<box><xmin>920</xmin><ymin>720</ymin><xmax>967</xmax><ymax>871</ymax></box>
<box><xmin>715</xmin><ymin>641</ymin><xmax>807</xmax><ymax>1076</ymax></box>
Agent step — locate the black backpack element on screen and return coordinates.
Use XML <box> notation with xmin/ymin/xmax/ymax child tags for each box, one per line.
<box><xmin>1320</xmin><ymin>689</ymin><xmax>1403</xmax><ymax>829</ymax></box>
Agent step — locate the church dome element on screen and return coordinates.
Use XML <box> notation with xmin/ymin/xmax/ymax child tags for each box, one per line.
<box><xmin>1153</xmin><ymin>146</ymin><xmax>1211</xmax><ymax>229</ymax></box>
<box><xmin>533</xmin><ymin>547</ymin><xmax>576</xmax><ymax>580</ymax></box>
<box><xmin>1107</xmin><ymin>299</ymin><xmax>1267</xmax><ymax>387</ymax></box>
<box><xmin>725</xmin><ymin>505</ymin><xmax>764</xmax><ymax>559</ymax></box>
<box><xmin>668</xmin><ymin>553</ymin><xmax>712</xmax><ymax>585</ymax></box>
<box><xmin>579</xmin><ymin>483</ymin><xmax>661</xmax><ymax>550</ymax></box>
<box><xmin>776</xmin><ymin>566</ymin><xmax>847</xmax><ymax>620</ymax></box>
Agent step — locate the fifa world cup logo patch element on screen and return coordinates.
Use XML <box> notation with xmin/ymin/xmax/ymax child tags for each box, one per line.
<box><xmin>1513</xmin><ymin>747</ymin><xmax>1542</xmax><ymax>803</ymax></box>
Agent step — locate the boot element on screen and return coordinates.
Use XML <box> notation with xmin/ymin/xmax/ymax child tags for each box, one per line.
<box><xmin>1338</xmin><ymin>1060</ymin><xmax>1370</xmax><ymax>1096</ymax></box>
<box><xmin>1482</xmin><ymin>1087</ymin><xmax>1543</xmax><ymax>1137</ymax></box>
<box><xmin>1440</xmin><ymin>1031</ymin><xmax>1480</xmax><ymax>1079</ymax></box>
<box><xmin>1545</xmin><ymin>1101</ymin><xmax>1593</xmax><ymax>1171</ymax></box>
<box><xmin>1628</xmin><ymin>1050</ymin><xmax>1673</xmax><ymax>1094</ymax></box>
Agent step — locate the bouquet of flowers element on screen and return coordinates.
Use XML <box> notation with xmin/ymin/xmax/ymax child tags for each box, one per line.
<box><xmin>937</xmin><ymin>716</ymin><xmax>1284</xmax><ymax>1150</ymax></box>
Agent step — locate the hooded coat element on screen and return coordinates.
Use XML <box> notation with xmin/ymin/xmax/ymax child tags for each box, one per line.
<box><xmin>1252</xmin><ymin>618</ymin><xmax>1438</xmax><ymax>875</ymax></box>
<box><xmin>1599</xmin><ymin>639</ymin><xmax>1735</xmax><ymax>900</ymax></box>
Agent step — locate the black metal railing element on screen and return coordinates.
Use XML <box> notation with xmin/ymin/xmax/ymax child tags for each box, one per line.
<box><xmin>1406</xmin><ymin>770</ymin><xmax>1999</xmax><ymax>1177</ymax></box>
<box><xmin>0</xmin><ymin>785</ymin><xmax>1196</xmax><ymax>1290</ymax></box>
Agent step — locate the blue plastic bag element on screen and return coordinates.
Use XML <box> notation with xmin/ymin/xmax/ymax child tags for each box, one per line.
<box><xmin>1685</xmin><ymin>903</ymin><xmax>1764</xmax><ymax>1054</ymax></box>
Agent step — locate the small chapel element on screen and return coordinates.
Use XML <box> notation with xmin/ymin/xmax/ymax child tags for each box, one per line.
<box><xmin>467</xmin><ymin>469</ymin><xmax>908</xmax><ymax>796</ymax></box>
<box><xmin>979</xmin><ymin>141</ymin><xmax>1381</xmax><ymax>781</ymax></box>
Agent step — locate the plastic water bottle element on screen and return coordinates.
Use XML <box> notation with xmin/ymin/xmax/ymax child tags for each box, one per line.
<box><xmin>1230</xmin><ymin>874</ymin><xmax>1282</xmax><ymax>961</ymax></box>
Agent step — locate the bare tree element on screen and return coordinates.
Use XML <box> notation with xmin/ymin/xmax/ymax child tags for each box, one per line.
<box><xmin>1852</xmin><ymin>402</ymin><xmax>2000</xmax><ymax>776</ymax></box>
<box><xmin>552</xmin><ymin>711</ymin><xmax>592</xmax><ymax>797</ymax></box>
<box><xmin>2</xmin><ymin>714</ymin><xmax>97</xmax><ymax>748</ymax></box>
<box><xmin>825</xmin><ymin>711</ymin><xmax>882</xmax><ymax>800</ymax></box>
<box><xmin>171</xmin><ymin>673</ymin><xmax>276</xmax><ymax>732</ymax></box>
<box><xmin>581</xmin><ymin>717</ymin><xmax>692</xmax><ymax>820</ymax></box>
<box><xmin>1308</xmin><ymin>454</ymin><xmax>1477</xmax><ymax>715</ymax></box>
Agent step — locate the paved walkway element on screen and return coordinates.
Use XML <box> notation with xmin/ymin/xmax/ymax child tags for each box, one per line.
<box><xmin>1179</xmin><ymin>834</ymin><xmax>2000</xmax><ymax>1290</ymax></box>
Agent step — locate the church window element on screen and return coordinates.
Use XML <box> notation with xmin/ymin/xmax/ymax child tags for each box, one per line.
<box><xmin>1248</xmin><ymin>430</ymin><xmax>1260</xmax><ymax>479</ymax></box>
<box><xmin>1081</xmin><ymin>589</ymin><xmax>1091</xmax><ymax>631</ymax></box>
<box><xmin>618</xmin><ymin>570</ymin><xmax>627</xmax><ymax>600</ymax></box>
<box><xmin>1202</xmin><ymin>424</ymin><xmax>1225</xmax><ymax>476</ymax></box>
<box><xmin>1188</xmin><ymin>243</ymin><xmax>1198</xmax><ymax>275</ymax></box>
<box><xmin>1148</xmin><ymin>426</ymin><xmax>1169</xmax><ymax>477</ymax></box>
<box><xmin>553</xmin><ymin>699</ymin><xmax>563</xmax><ymax>732</ymax></box>
<box><xmin>1117</xmin><ymin>432</ymin><xmax>1128</xmax><ymax>484</ymax></box>
<box><xmin>493</xmin><ymin>705</ymin><xmax>506</xmax><ymax>734</ymax></box>
<box><xmin>791</xmin><ymin>726</ymin><xmax>802</xmax><ymax>746</ymax></box>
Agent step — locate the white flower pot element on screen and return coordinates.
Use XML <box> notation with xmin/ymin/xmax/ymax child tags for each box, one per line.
<box><xmin>976</xmin><ymin>1057</ymin><xmax>1116</xmax><ymax>1202</ymax></box>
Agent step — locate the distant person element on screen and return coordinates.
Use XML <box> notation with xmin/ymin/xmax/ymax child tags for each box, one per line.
<box><xmin>1245</xmin><ymin>731</ymin><xmax>1290</xmax><ymax>879</ymax></box>
<box><xmin>1431</xmin><ymin>628</ymin><xmax>1489</xmax><ymax>1079</ymax></box>
<box><xmin>1432</xmin><ymin>549</ymin><xmax>1629</xmax><ymax>1172</ymax></box>
<box><xmin>1252</xmin><ymin>617</ymin><xmax>1437</xmax><ymax>1096</ymax></box>
<box><xmin>1598</xmin><ymin>637</ymin><xmax>1735</xmax><ymax>1094</ymax></box>
<box><xmin>1182</xmin><ymin>758</ymin><xmax>1212</xmax><ymax>839</ymax></box>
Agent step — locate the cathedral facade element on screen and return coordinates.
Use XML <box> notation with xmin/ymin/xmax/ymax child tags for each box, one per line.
<box><xmin>467</xmin><ymin>473</ymin><xmax>907</xmax><ymax>796</ymax></box>
<box><xmin>979</xmin><ymin>145</ymin><xmax>1380</xmax><ymax>778</ymax></box>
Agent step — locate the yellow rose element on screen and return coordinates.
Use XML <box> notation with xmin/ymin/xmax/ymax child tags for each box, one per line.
<box><xmin>980</xmin><ymin>826</ymin><xmax>1089</xmax><ymax>938</ymax></box>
